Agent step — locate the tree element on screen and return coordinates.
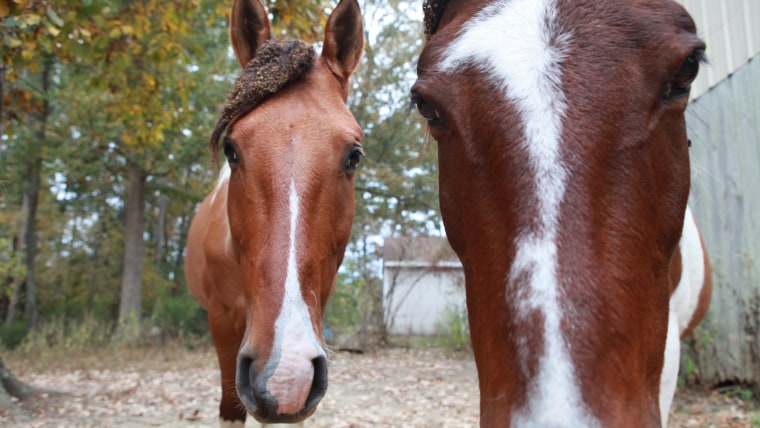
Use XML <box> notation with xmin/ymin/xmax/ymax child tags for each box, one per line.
<box><xmin>1</xmin><ymin>0</ymin><xmax>67</xmax><ymax>329</ymax></box>
<box><xmin>0</xmin><ymin>356</ymin><xmax>37</xmax><ymax>413</ymax></box>
<box><xmin>39</xmin><ymin>0</ymin><xmax>230</xmax><ymax>334</ymax></box>
<box><xmin>325</xmin><ymin>0</ymin><xmax>443</xmax><ymax>346</ymax></box>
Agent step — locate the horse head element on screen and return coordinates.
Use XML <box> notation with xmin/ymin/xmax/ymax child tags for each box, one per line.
<box><xmin>185</xmin><ymin>0</ymin><xmax>363</xmax><ymax>424</ymax></box>
<box><xmin>413</xmin><ymin>0</ymin><xmax>707</xmax><ymax>426</ymax></box>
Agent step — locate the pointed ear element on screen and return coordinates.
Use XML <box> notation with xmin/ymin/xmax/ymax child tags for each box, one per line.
<box><xmin>322</xmin><ymin>0</ymin><xmax>364</xmax><ymax>84</ymax></box>
<box><xmin>230</xmin><ymin>0</ymin><xmax>272</xmax><ymax>67</ymax></box>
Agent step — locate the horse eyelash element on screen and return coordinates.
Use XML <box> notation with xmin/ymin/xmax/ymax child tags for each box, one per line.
<box><xmin>695</xmin><ymin>50</ymin><xmax>709</xmax><ymax>65</ymax></box>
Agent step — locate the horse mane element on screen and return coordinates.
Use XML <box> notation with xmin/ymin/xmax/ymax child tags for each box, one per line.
<box><xmin>423</xmin><ymin>0</ymin><xmax>452</xmax><ymax>39</ymax></box>
<box><xmin>210</xmin><ymin>39</ymin><xmax>316</xmax><ymax>162</ymax></box>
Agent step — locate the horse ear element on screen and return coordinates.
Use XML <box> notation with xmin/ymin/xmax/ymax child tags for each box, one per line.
<box><xmin>230</xmin><ymin>0</ymin><xmax>272</xmax><ymax>67</ymax></box>
<box><xmin>322</xmin><ymin>0</ymin><xmax>364</xmax><ymax>84</ymax></box>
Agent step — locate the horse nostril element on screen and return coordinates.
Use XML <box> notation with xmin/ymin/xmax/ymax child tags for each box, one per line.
<box><xmin>304</xmin><ymin>355</ymin><xmax>328</xmax><ymax>410</ymax></box>
<box><xmin>236</xmin><ymin>350</ymin><xmax>327</xmax><ymax>421</ymax></box>
<box><xmin>235</xmin><ymin>353</ymin><xmax>258</xmax><ymax>411</ymax></box>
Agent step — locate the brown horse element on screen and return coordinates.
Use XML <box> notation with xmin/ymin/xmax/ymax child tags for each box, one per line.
<box><xmin>184</xmin><ymin>0</ymin><xmax>363</xmax><ymax>425</ymax></box>
<box><xmin>413</xmin><ymin>0</ymin><xmax>711</xmax><ymax>426</ymax></box>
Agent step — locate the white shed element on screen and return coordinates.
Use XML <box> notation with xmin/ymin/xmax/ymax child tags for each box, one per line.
<box><xmin>677</xmin><ymin>0</ymin><xmax>760</xmax><ymax>386</ymax></box>
<box><xmin>382</xmin><ymin>237</ymin><xmax>464</xmax><ymax>336</ymax></box>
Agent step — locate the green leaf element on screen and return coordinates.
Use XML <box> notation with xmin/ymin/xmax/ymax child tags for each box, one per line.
<box><xmin>4</xmin><ymin>35</ymin><xmax>21</xmax><ymax>48</ymax></box>
<box><xmin>46</xmin><ymin>7</ymin><xmax>64</xmax><ymax>28</ymax></box>
<box><xmin>3</xmin><ymin>16</ymin><xmax>19</xmax><ymax>28</ymax></box>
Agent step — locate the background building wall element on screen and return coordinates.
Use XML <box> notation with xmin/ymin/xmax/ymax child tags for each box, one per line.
<box><xmin>678</xmin><ymin>0</ymin><xmax>760</xmax><ymax>98</ymax></box>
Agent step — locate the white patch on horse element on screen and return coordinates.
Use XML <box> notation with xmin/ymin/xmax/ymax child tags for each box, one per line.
<box><xmin>660</xmin><ymin>206</ymin><xmax>706</xmax><ymax>425</ymax></box>
<box><xmin>266</xmin><ymin>179</ymin><xmax>325</xmax><ymax>414</ymax></box>
<box><xmin>211</xmin><ymin>163</ymin><xmax>233</xmax><ymax>249</ymax></box>
<box><xmin>210</xmin><ymin>162</ymin><xmax>231</xmax><ymax>205</ymax></box>
<box><xmin>262</xmin><ymin>424</ymin><xmax>305</xmax><ymax>428</ymax></box>
<box><xmin>439</xmin><ymin>0</ymin><xmax>598</xmax><ymax>426</ymax></box>
<box><xmin>660</xmin><ymin>309</ymin><xmax>680</xmax><ymax>427</ymax></box>
<box><xmin>219</xmin><ymin>419</ymin><xmax>245</xmax><ymax>428</ymax></box>
<box><xmin>671</xmin><ymin>206</ymin><xmax>706</xmax><ymax>332</ymax></box>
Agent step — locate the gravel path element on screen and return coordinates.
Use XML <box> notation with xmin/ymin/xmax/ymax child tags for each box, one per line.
<box><xmin>1</xmin><ymin>347</ymin><xmax>757</xmax><ymax>427</ymax></box>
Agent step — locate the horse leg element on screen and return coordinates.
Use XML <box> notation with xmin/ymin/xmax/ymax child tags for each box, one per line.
<box><xmin>209</xmin><ymin>311</ymin><xmax>247</xmax><ymax>428</ymax></box>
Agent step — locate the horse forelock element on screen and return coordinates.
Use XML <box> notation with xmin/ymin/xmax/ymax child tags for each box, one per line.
<box><xmin>210</xmin><ymin>39</ymin><xmax>316</xmax><ymax>162</ymax></box>
<box><xmin>423</xmin><ymin>0</ymin><xmax>453</xmax><ymax>39</ymax></box>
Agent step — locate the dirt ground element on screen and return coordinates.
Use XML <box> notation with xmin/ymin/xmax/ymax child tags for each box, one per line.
<box><xmin>1</xmin><ymin>346</ymin><xmax>757</xmax><ymax>427</ymax></box>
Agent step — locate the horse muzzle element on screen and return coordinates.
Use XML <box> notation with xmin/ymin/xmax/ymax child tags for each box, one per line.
<box><xmin>236</xmin><ymin>348</ymin><xmax>328</xmax><ymax>423</ymax></box>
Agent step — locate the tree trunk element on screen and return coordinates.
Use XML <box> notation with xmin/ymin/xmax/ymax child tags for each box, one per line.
<box><xmin>4</xmin><ymin>177</ymin><xmax>41</xmax><ymax>328</ymax></box>
<box><xmin>154</xmin><ymin>193</ymin><xmax>168</xmax><ymax>266</ymax></box>
<box><xmin>22</xmin><ymin>159</ymin><xmax>41</xmax><ymax>329</ymax></box>
<box><xmin>0</xmin><ymin>60</ymin><xmax>5</xmax><ymax>164</ymax></box>
<box><xmin>5</xmin><ymin>217</ymin><xmax>26</xmax><ymax>327</ymax></box>
<box><xmin>0</xmin><ymin>356</ymin><xmax>36</xmax><ymax>412</ymax></box>
<box><xmin>20</xmin><ymin>58</ymin><xmax>53</xmax><ymax>330</ymax></box>
<box><xmin>360</xmin><ymin>234</ymin><xmax>384</xmax><ymax>348</ymax></box>
<box><xmin>6</xmin><ymin>59</ymin><xmax>52</xmax><ymax>329</ymax></box>
<box><xmin>118</xmin><ymin>160</ymin><xmax>146</xmax><ymax>335</ymax></box>
<box><xmin>86</xmin><ymin>210</ymin><xmax>105</xmax><ymax>311</ymax></box>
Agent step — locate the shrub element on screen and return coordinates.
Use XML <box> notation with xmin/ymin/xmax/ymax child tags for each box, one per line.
<box><xmin>0</xmin><ymin>321</ymin><xmax>28</xmax><ymax>349</ymax></box>
<box><xmin>152</xmin><ymin>293</ymin><xmax>208</xmax><ymax>340</ymax></box>
<box><xmin>434</xmin><ymin>306</ymin><xmax>471</xmax><ymax>354</ymax></box>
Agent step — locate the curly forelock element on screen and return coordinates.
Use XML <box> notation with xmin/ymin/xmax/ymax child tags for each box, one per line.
<box><xmin>210</xmin><ymin>39</ymin><xmax>315</xmax><ymax>161</ymax></box>
<box><xmin>423</xmin><ymin>0</ymin><xmax>452</xmax><ymax>39</ymax></box>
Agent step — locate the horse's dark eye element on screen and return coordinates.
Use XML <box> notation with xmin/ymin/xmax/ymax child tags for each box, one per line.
<box><xmin>665</xmin><ymin>50</ymin><xmax>704</xmax><ymax>100</ymax></box>
<box><xmin>223</xmin><ymin>139</ymin><xmax>240</xmax><ymax>165</ymax></box>
<box><xmin>412</xmin><ymin>94</ymin><xmax>440</xmax><ymax>122</ymax></box>
<box><xmin>345</xmin><ymin>145</ymin><xmax>363</xmax><ymax>173</ymax></box>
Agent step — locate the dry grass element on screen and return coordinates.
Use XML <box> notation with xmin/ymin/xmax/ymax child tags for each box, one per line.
<box><xmin>4</xmin><ymin>340</ymin><xmax>215</xmax><ymax>374</ymax></box>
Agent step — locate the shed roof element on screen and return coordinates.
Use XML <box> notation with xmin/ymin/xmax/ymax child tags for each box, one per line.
<box><xmin>383</xmin><ymin>236</ymin><xmax>461</xmax><ymax>268</ymax></box>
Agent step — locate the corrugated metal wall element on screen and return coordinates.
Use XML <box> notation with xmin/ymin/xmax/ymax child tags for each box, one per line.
<box><xmin>678</xmin><ymin>0</ymin><xmax>760</xmax><ymax>98</ymax></box>
<box><xmin>687</xmin><ymin>55</ymin><xmax>760</xmax><ymax>385</ymax></box>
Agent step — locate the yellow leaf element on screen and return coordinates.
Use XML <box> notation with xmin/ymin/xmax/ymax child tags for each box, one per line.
<box><xmin>0</xmin><ymin>3</ymin><xmax>9</xmax><ymax>19</ymax></box>
<box><xmin>79</xmin><ymin>28</ymin><xmax>91</xmax><ymax>38</ymax></box>
<box><xmin>46</xmin><ymin>22</ymin><xmax>61</xmax><ymax>37</ymax></box>
<box><xmin>121</xmin><ymin>25</ymin><xmax>133</xmax><ymax>35</ymax></box>
<box><xmin>109</xmin><ymin>27</ymin><xmax>121</xmax><ymax>38</ymax></box>
<box><xmin>24</xmin><ymin>14</ymin><xmax>41</xmax><ymax>26</ymax></box>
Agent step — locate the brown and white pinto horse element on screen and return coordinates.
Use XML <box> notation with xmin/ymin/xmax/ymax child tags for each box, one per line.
<box><xmin>413</xmin><ymin>0</ymin><xmax>711</xmax><ymax>426</ymax></box>
<box><xmin>184</xmin><ymin>0</ymin><xmax>363</xmax><ymax>425</ymax></box>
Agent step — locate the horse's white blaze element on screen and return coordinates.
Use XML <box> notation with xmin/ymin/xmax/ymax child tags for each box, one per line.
<box><xmin>660</xmin><ymin>206</ymin><xmax>707</xmax><ymax>425</ymax></box>
<box><xmin>440</xmin><ymin>0</ymin><xmax>597</xmax><ymax>426</ymax></box>
<box><xmin>266</xmin><ymin>179</ymin><xmax>325</xmax><ymax>414</ymax></box>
